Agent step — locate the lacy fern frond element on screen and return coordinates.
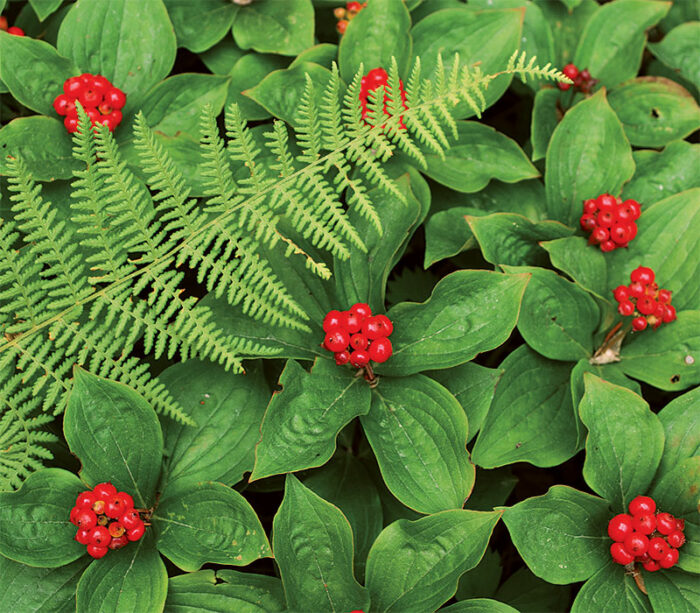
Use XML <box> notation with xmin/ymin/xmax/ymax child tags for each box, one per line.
<box><xmin>506</xmin><ymin>50</ymin><xmax>573</xmax><ymax>85</ymax></box>
<box><xmin>0</xmin><ymin>50</ymin><xmax>560</xmax><ymax>488</ymax></box>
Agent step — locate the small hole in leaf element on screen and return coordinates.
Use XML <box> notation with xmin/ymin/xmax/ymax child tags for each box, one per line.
<box><xmin>651</xmin><ymin>108</ymin><xmax>661</xmax><ymax>118</ymax></box>
<box><xmin>551</xmin><ymin>316</ymin><xmax>557</xmax><ymax>322</ymax></box>
<box><xmin>671</xmin><ymin>374</ymin><xmax>680</xmax><ymax>383</ymax></box>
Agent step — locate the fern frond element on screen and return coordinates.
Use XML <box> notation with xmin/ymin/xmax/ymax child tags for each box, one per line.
<box><xmin>506</xmin><ymin>50</ymin><xmax>573</xmax><ymax>85</ymax></box>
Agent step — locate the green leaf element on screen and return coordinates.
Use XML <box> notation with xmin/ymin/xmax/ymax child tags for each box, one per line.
<box><xmin>423</xmin><ymin>122</ymin><xmax>539</xmax><ymax>193</ymax></box>
<box><xmin>619</xmin><ymin>311</ymin><xmax>700</xmax><ymax>392</ymax></box>
<box><xmin>232</xmin><ymin>0</ymin><xmax>314</xmax><ymax>56</ymax></box>
<box><xmin>361</xmin><ymin>375</ymin><xmax>474</xmax><ymax>515</ymax></box>
<box><xmin>503</xmin><ymin>485</ymin><xmax>610</xmax><ymax>584</ymax></box>
<box><xmin>378</xmin><ymin>270</ymin><xmax>529</xmax><ymax>377</ymax></box>
<box><xmin>535</xmin><ymin>0</ymin><xmax>598</xmax><ymax>67</ymax></box>
<box><xmin>494</xmin><ymin>567</ymin><xmax>572</xmax><ymax>613</ymax></box>
<box><xmin>57</xmin><ymin>0</ymin><xmax>176</xmax><ymax>106</ymax></box>
<box><xmin>304</xmin><ymin>454</ymin><xmax>383</xmax><ymax>582</ymax></box>
<box><xmin>570</xmin><ymin>562</ymin><xmax>651</xmax><ymax>613</ymax></box>
<box><xmin>338</xmin><ymin>0</ymin><xmax>412</xmax><ymax>83</ymax></box>
<box><xmin>679</xmin><ymin>520</ymin><xmax>700</xmax><ymax>574</ymax></box>
<box><xmin>573</xmin><ymin>0</ymin><xmax>671</xmax><ymax>88</ymax></box>
<box><xmin>159</xmin><ymin>360</ymin><xmax>268</xmax><ymax>487</ymax></box>
<box><xmin>0</xmin><ymin>555</ymin><xmax>89</xmax><ymax>613</ymax></box>
<box><xmin>28</xmin><ymin>0</ymin><xmax>64</xmax><ymax>21</ymax></box>
<box><xmin>228</xmin><ymin>53</ymin><xmax>289</xmax><ymax>121</ymax></box>
<box><xmin>429</xmin><ymin>362</ymin><xmax>503</xmax><ymax>443</ymax></box>
<box><xmin>251</xmin><ymin>359</ymin><xmax>371</xmax><ymax>481</ymax></box>
<box><xmin>468</xmin><ymin>213</ymin><xmax>572</xmax><ymax>268</ymax></box>
<box><xmin>411</xmin><ymin>8</ymin><xmax>522</xmax><ymax>117</ymax></box>
<box><xmin>64</xmin><ymin>367</ymin><xmax>163</xmax><ymax>508</ymax></box>
<box><xmin>608</xmin><ymin>77</ymin><xmax>700</xmax><ymax>147</ymax></box>
<box><xmin>154</xmin><ymin>479</ymin><xmax>270</xmax><ymax>571</ymax></box>
<box><xmin>76</xmin><ymin>532</ymin><xmax>167</xmax><ymax>613</ymax></box>
<box><xmin>0</xmin><ymin>32</ymin><xmax>76</xmax><ymax>115</ymax></box>
<box><xmin>164</xmin><ymin>569</ymin><xmax>286</xmax><ymax>613</ymax></box>
<box><xmin>541</xmin><ymin>236</ymin><xmax>609</xmax><ymax>300</ymax></box>
<box><xmin>646</xmin><ymin>569</ymin><xmax>700</xmax><ymax>613</ymax></box>
<box><xmin>200</xmin><ymin>37</ymin><xmax>246</xmax><ymax>75</ymax></box>
<box><xmin>423</xmin><ymin>206</ymin><xmax>479</xmax><ymax>268</ymax></box>
<box><xmin>442</xmin><ymin>599</ymin><xmax>519</xmax><ymax>613</ymax></box>
<box><xmin>290</xmin><ymin>43</ymin><xmax>339</xmax><ymax>70</ymax></box>
<box><xmin>506</xmin><ymin>265</ymin><xmax>600</xmax><ymax>361</ymax></box>
<box><xmin>531</xmin><ymin>88</ymin><xmax>560</xmax><ymax>162</ymax></box>
<box><xmin>656</xmin><ymin>387</ymin><xmax>700</xmax><ymax>476</ymax></box>
<box><xmin>164</xmin><ymin>0</ymin><xmax>236</xmax><ymax>53</ymax></box>
<box><xmin>455</xmin><ymin>548</ymin><xmax>502</xmax><ymax>600</ymax></box>
<box><xmin>273</xmin><ymin>475</ymin><xmax>370</xmax><ymax>613</ymax></box>
<box><xmin>0</xmin><ymin>117</ymin><xmax>77</xmax><ymax>181</ymax></box>
<box><xmin>0</xmin><ymin>469</ymin><xmax>84</xmax><ymax>568</ymax></box>
<box><xmin>472</xmin><ymin>346</ymin><xmax>578</xmax><ymax>468</ymax></box>
<box><xmin>649</xmin><ymin>22</ymin><xmax>700</xmax><ymax>90</ymax></box>
<box><xmin>334</xmin><ymin>171</ymin><xmax>425</xmax><ymax>311</ymax></box>
<box><xmin>365</xmin><ymin>510</ymin><xmax>502</xmax><ymax>613</ymax></box>
<box><xmin>545</xmin><ymin>89</ymin><xmax>635</xmax><ymax>226</ymax></box>
<box><xmin>607</xmin><ymin>189</ymin><xmax>700</xmax><ymax>312</ymax></box>
<box><xmin>650</xmin><ymin>456</ymin><xmax>700</xmax><ymax>518</ymax></box>
<box><xmin>138</xmin><ymin>73</ymin><xmax>231</xmax><ymax>138</ymax></box>
<box><xmin>623</xmin><ymin>141</ymin><xmax>700</xmax><ymax>205</ymax></box>
<box><xmin>579</xmin><ymin>374</ymin><xmax>664</xmax><ymax>510</ymax></box>
<box><xmin>244</xmin><ymin>61</ymin><xmax>332</xmax><ymax>129</ymax></box>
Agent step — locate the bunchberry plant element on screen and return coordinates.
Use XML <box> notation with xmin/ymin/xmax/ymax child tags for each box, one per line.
<box><xmin>0</xmin><ymin>0</ymin><xmax>698</xmax><ymax>612</ymax></box>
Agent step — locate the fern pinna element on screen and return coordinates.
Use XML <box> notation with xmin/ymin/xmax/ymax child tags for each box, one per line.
<box><xmin>0</xmin><ymin>53</ymin><xmax>567</xmax><ymax>488</ymax></box>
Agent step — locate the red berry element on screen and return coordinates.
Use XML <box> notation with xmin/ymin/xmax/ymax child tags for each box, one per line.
<box><xmin>105</xmin><ymin>495</ymin><xmax>131</xmax><ymax>519</ymax></box>
<box><xmin>7</xmin><ymin>26</ymin><xmax>24</xmax><ymax>36</ymax></box>
<box><xmin>662</xmin><ymin>304</ymin><xmax>676</xmax><ymax>323</ymax></box>
<box><xmin>600</xmin><ymin>240</ymin><xmax>616</xmax><ymax>253</ymax></box>
<box><xmin>596</xmin><ymin>210</ymin><xmax>615</xmax><ymax>228</ymax></box>
<box><xmin>93</xmin><ymin>483</ymin><xmax>117</xmax><ymax>500</ymax></box>
<box><xmin>79</xmin><ymin>87</ymin><xmax>103</xmax><ymax>107</ymax></box>
<box><xmin>627</xmin><ymin>281</ymin><xmax>644</xmax><ymax>299</ymax></box>
<box><xmin>76</xmin><ymin>509</ymin><xmax>97</xmax><ymax>530</ymax></box>
<box><xmin>630</xmin><ymin>267</ymin><xmax>654</xmax><ymax>285</ymax></box>
<box><xmin>349</xmin><ymin>350</ymin><xmax>370</xmax><ymax>368</ymax></box>
<box><xmin>676</xmin><ymin>518</ymin><xmax>685</xmax><ymax>531</ymax></box>
<box><xmin>657</xmin><ymin>289</ymin><xmax>672</xmax><ymax>304</ymax></box>
<box><xmin>648</xmin><ymin>537</ymin><xmax>669</xmax><ymax>560</ymax></box>
<box><xmin>629</xmin><ymin>495</ymin><xmax>656</xmax><ymax>516</ymax></box>
<box><xmin>64</xmin><ymin>76</ymin><xmax>85</xmax><ymax>97</ymax></box>
<box><xmin>75</xmin><ymin>491</ymin><xmax>96</xmax><ymax>509</ymax></box>
<box><xmin>636</xmin><ymin>297</ymin><xmax>657</xmax><ymax>316</ymax></box>
<box><xmin>608</xmin><ymin>514</ymin><xmax>634</xmax><ymax>541</ymax></box>
<box><xmin>64</xmin><ymin>115</ymin><xmax>79</xmax><ymax>133</ymax></box>
<box><xmin>347</xmin><ymin>1</ymin><xmax>362</xmax><ymax>10</ymax></box>
<box><xmin>108</xmin><ymin>522</ymin><xmax>126</xmax><ymax>538</ymax></box>
<box><xmin>557</xmin><ymin>81</ymin><xmax>571</xmax><ymax>91</ymax></box>
<box><xmin>323</xmin><ymin>310</ymin><xmax>347</xmax><ymax>332</ymax></box>
<box><xmin>655</xmin><ymin>512</ymin><xmax>676</xmax><ymax>535</ymax></box>
<box><xmin>96</xmin><ymin>110</ymin><xmax>122</xmax><ymax>131</ymax></box>
<box><xmin>92</xmin><ymin>499</ymin><xmax>106</xmax><ymax>514</ymax></box>
<box><xmin>324</xmin><ymin>329</ymin><xmax>350</xmax><ymax>352</ymax></box>
<box><xmin>89</xmin><ymin>525</ymin><xmax>111</xmax><ymax>547</ymax></box>
<box><xmin>345</xmin><ymin>312</ymin><xmax>362</xmax><ymax>333</ymax></box>
<box><xmin>87</xmin><ymin>544</ymin><xmax>109</xmax><ymax>559</ymax></box>
<box><xmin>85</xmin><ymin>107</ymin><xmax>100</xmax><ymax>124</ymax></box>
<box><xmin>75</xmin><ymin>528</ymin><xmax>92</xmax><ymax>545</ymax></box>
<box><xmin>562</xmin><ymin>63</ymin><xmax>579</xmax><ymax>80</ymax></box>
<box><xmin>632</xmin><ymin>317</ymin><xmax>647</xmax><ymax>331</ymax></box>
<box><xmin>597</xmin><ymin>194</ymin><xmax>617</xmax><ymax>211</ymax></box>
<box><xmin>53</xmin><ymin>94</ymin><xmax>73</xmax><ymax>116</ymax></box>
<box><xmin>631</xmin><ymin>514</ymin><xmax>656</xmax><ymax>535</ymax></box>
<box><xmin>336</xmin><ymin>19</ymin><xmax>348</xmax><ymax>34</ymax></box>
<box><xmin>0</xmin><ymin>16</ymin><xmax>7</xmax><ymax>30</ymax></box>
<box><xmin>610</xmin><ymin>542</ymin><xmax>634</xmax><ymax>565</ymax></box>
<box><xmin>642</xmin><ymin>558</ymin><xmax>661</xmax><ymax>572</ymax></box>
<box><xmin>580</xmin><ymin>214</ymin><xmax>597</xmax><ymax>231</ymax></box>
<box><xmin>659</xmin><ymin>547</ymin><xmax>679</xmax><ymax>569</ymax></box>
<box><xmin>618</xmin><ymin>300</ymin><xmax>635</xmax><ymax>317</ymax></box>
<box><xmin>108</xmin><ymin>535</ymin><xmax>128</xmax><ymax>550</ymax></box>
<box><xmin>349</xmin><ymin>333</ymin><xmax>368</xmax><ymax>350</ymax></box>
<box><xmin>625</xmin><ymin>200</ymin><xmax>641</xmax><ymax>219</ymax></box>
<box><xmin>613</xmin><ymin>286</ymin><xmax>630</xmax><ymax>302</ymax></box>
<box><xmin>667</xmin><ymin>530</ymin><xmax>686</xmax><ymax>549</ymax></box>
<box><xmin>334</xmin><ymin>351</ymin><xmax>350</xmax><ymax>365</ymax></box>
<box><xmin>363</xmin><ymin>314</ymin><xmax>393</xmax><ymax>339</ymax></box>
<box><xmin>103</xmin><ymin>87</ymin><xmax>126</xmax><ymax>110</ymax></box>
<box><xmin>120</xmin><ymin>510</ymin><xmax>141</xmax><ymax>530</ymax></box>
<box><xmin>624</xmin><ymin>533</ymin><xmax>649</xmax><ymax>556</ymax></box>
<box><xmin>368</xmin><ymin>337</ymin><xmax>393</xmax><ymax>363</ymax></box>
<box><xmin>591</xmin><ymin>227</ymin><xmax>609</xmax><ymax>243</ymax></box>
<box><xmin>350</xmin><ymin>303</ymin><xmax>372</xmax><ymax>320</ymax></box>
<box><xmin>583</xmin><ymin>199</ymin><xmax>598</xmax><ymax>214</ymax></box>
<box><xmin>98</xmin><ymin>103</ymin><xmax>113</xmax><ymax>116</ymax></box>
<box><xmin>610</xmin><ymin>223</ymin><xmax>630</xmax><ymax>244</ymax></box>
<box><xmin>126</xmin><ymin>521</ymin><xmax>145</xmax><ymax>542</ymax></box>
<box><xmin>70</xmin><ymin>506</ymin><xmax>81</xmax><ymax>526</ymax></box>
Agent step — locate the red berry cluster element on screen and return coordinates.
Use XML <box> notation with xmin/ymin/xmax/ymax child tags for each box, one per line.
<box><xmin>53</xmin><ymin>74</ymin><xmax>126</xmax><ymax>134</ymax></box>
<box><xmin>69</xmin><ymin>482</ymin><xmax>145</xmax><ymax>559</ymax></box>
<box><xmin>557</xmin><ymin>63</ymin><xmax>596</xmax><ymax>93</ymax></box>
<box><xmin>334</xmin><ymin>1</ymin><xmax>367</xmax><ymax>34</ymax></box>
<box><xmin>613</xmin><ymin>266</ymin><xmax>676</xmax><ymax>331</ymax></box>
<box><xmin>608</xmin><ymin>496</ymin><xmax>686</xmax><ymax>571</ymax></box>
<box><xmin>0</xmin><ymin>15</ymin><xmax>24</xmax><ymax>35</ymax></box>
<box><xmin>359</xmin><ymin>67</ymin><xmax>408</xmax><ymax>130</ymax></box>
<box><xmin>580</xmin><ymin>193</ymin><xmax>640</xmax><ymax>252</ymax></box>
<box><xmin>323</xmin><ymin>303</ymin><xmax>393</xmax><ymax>368</ymax></box>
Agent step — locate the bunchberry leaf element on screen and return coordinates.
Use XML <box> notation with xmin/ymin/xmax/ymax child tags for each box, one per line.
<box><xmin>650</xmin><ymin>457</ymin><xmax>700</xmax><ymax>519</ymax></box>
<box><xmin>64</xmin><ymin>367</ymin><xmax>164</xmax><ymax>508</ymax></box>
<box><xmin>531</xmin><ymin>88</ymin><xmax>560</xmax><ymax>162</ymax></box>
<box><xmin>579</xmin><ymin>374</ymin><xmax>664</xmax><ymax>510</ymax></box>
<box><xmin>251</xmin><ymin>358</ymin><xmax>371</xmax><ymax>481</ymax></box>
<box><xmin>503</xmin><ymin>485</ymin><xmax>610</xmax><ymax>584</ymax></box>
<box><xmin>494</xmin><ymin>566</ymin><xmax>571</xmax><ymax>612</ymax></box>
<box><xmin>545</xmin><ymin>89</ymin><xmax>635</xmax><ymax>227</ymax></box>
<box><xmin>0</xmin><ymin>468</ymin><xmax>84</xmax><ymax>568</ymax></box>
<box><xmin>76</xmin><ymin>532</ymin><xmax>167</xmax><ymax>613</ymax></box>
<box><xmin>648</xmin><ymin>22</ymin><xmax>700</xmax><ymax>89</ymax></box>
<box><xmin>472</xmin><ymin>346</ymin><xmax>578</xmax><ymax>469</ymax></box>
<box><xmin>377</xmin><ymin>270</ymin><xmax>529</xmax><ymax>377</ymax></box>
<box><xmin>570</xmin><ymin>561</ymin><xmax>651</xmax><ymax>613</ymax></box>
<box><xmin>273</xmin><ymin>475</ymin><xmax>369</xmax><ymax>613</ymax></box>
<box><xmin>454</xmin><ymin>548</ymin><xmax>502</xmax><ymax>602</ymax></box>
<box><xmin>164</xmin><ymin>0</ymin><xmax>237</xmax><ymax>54</ymax></box>
<box><xmin>153</xmin><ymin>480</ymin><xmax>270</xmax><ymax>571</ymax></box>
<box><xmin>365</xmin><ymin>509</ymin><xmax>501</xmax><ymax>612</ymax></box>
<box><xmin>541</xmin><ymin>236</ymin><xmax>609</xmax><ymax>300</ymax></box>
<box><xmin>645</xmin><ymin>568</ymin><xmax>700</xmax><ymax>613</ymax></box>
<box><xmin>656</xmin><ymin>387</ymin><xmax>700</xmax><ymax>476</ymax></box>
<box><xmin>159</xmin><ymin>360</ymin><xmax>269</xmax><ymax>488</ymax></box>
<box><xmin>441</xmin><ymin>598</ymin><xmax>518</xmax><ymax>613</ymax></box>
<box><xmin>361</xmin><ymin>375</ymin><xmax>474</xmax><ymax>514</ymax></box>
